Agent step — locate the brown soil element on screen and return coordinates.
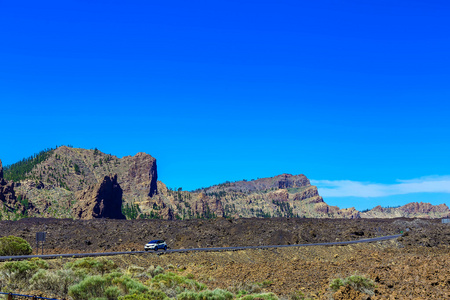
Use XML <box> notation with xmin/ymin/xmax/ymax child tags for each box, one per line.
<box><xmin>1</xmin><ymin>217</ymin><xmax>449</xmax><ymax>299</ymax></box>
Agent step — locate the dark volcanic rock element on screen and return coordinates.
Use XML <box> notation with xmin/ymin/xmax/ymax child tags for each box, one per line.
<box><xmin>73</xmin><ymin>174</ymin><xmax>125</xmax><ymax>220</ymax></box>
<box><xmin>0</xmin><ymin>159</ymin><xmax>3</xmax><ymax>179</ymax></box>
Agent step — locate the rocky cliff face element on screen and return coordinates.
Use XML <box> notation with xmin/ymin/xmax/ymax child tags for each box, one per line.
<box><xmin>73</xmin><ymin>174</ymin><xmax>125</xmax><ymax>220</ymax></box>
<box><xmin>11</xmin><ymin>147</ymin><xmax>158</xmax><ymax>218</ymax></box>
<box><xmin>119</xmin><ymin>152</ymin><xmax>157</xmax><ymax>198</ymax></box>
<box><xmin>200</xmin><ymin>174</ymin><xmax>310</xmax><ymax>194</ymax></box>
<box><xmin>361</xmin><ymin>202</ymin><xmax>450</xmax><ymax>219</ymax></box>
<box><xmin>142</xmin><ymin>174</ymin><xmax>360</xmax><ymax>220</ymax></box>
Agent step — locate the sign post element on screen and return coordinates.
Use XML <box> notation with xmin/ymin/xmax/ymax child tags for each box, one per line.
<box><xmin>36</xmin><ymin>232</ymin><xmax>46</xmax><ymax>255</ymax></box>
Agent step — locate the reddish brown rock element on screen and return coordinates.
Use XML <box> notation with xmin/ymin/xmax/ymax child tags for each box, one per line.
<box><xmin>267</xmin><ymin>189</ymin><xmax>289</xmax><ymax>202</ymax></box>
<box><xmin>73</xmin><ymin>174</ymin><xmax>125</xmax><ymax>220</ymax></box>
<box><xmin>293</xmin><ymin>186</ymin><xmax>319</xmax><ymax>201</ymax></box>
<box><xmin>120</xmin><ymin>152</ymin><xmax>158</xmax><ymax>198</ymax></box>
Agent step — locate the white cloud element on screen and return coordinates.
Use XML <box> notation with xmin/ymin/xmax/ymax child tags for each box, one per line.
<box><xmin>310</xmin><ymin>175</ymin><xmax>450</xmax><ymax>198</ymax></box>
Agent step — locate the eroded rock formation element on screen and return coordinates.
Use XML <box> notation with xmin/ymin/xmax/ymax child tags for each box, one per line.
<box><xmin>73</xmin><ymin>174</ymin><xmax>125</xmax><ymax>220</ymax></box>
<box><xmin>119</xmin><ymin>152</ymin><xmax>158</xmax><ymax>199</ymax></box>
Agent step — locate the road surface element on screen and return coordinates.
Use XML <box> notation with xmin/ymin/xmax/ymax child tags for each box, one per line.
<box><xmin>0</xmin><ymin>234</ymin><xmax>402</xmax><ymax>261</ymax></box>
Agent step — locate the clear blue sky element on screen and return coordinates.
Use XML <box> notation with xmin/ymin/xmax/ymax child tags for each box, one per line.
<box><xmin>1</xmin><ymin>0</ymin><xmax>449</xmax><ymax>210</ymax></box>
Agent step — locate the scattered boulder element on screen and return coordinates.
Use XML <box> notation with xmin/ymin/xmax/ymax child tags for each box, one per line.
<box><xmin>73</xmin><ymin>174</ymin><xmax>125</xmax><ymax>219</ymax></box>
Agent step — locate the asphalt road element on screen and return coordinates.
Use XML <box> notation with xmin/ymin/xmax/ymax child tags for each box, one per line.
<box><xmin>0</xmin><ymin>234</ymin><xmax>402</xmax><ymax>261</ymax></box>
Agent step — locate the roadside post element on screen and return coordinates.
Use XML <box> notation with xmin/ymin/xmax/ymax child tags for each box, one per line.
<box><xmin>36</xmin><ymin>232</ymin><xmax>46</xmax><ymax>255</ymax></box>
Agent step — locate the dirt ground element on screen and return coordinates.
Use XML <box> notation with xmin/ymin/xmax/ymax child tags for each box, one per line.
<box><xmin>1</xmin><ymin>217</ymin><xmax>449</xmax><ymax>299</ymax></box>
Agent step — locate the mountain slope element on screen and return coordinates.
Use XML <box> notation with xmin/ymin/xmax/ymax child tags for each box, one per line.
<box><xmin>2</xmin><ymin>146</ymin><xmax>449</xmax><ymax>220</ymax></box>
<box><xmin>4</xmin><ymin>146</ymin><xmax>157</xmax><ymax>218</ymax></box>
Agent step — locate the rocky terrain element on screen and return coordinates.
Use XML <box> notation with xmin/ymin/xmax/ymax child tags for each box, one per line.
<box><xmin>0</xmin><ymin>217</ymin><xmax>449</xmax><ymax>299</ymax></box>
<box><xmin>1</xmin><ymin>146</ymin><xmax>449</xmax><ymax>221</ymax></box>
<box><xmin>1</xmin><ymin>217</ymin><xmax>448</xmax><ymax>254</ymax></box>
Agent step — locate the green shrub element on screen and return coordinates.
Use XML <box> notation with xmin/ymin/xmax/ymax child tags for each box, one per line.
<box><xmin>29</xmin><ymin>257</ymin><xmax>49</xmax><ymax>269</ymax></box>
<box><xmin>109</xmin><ymin>273</ymin><xmax>149</xmax><ymax>294</ymax></box>
<box><xmin>238</xmin><ymin>293</ymin><xmax>278</xmax><ymax>300</ymax></box>
<box><xmin>329</xmin><ymin>278</ymin><xmax>344</xmax><ymax>291</ymax></box>
<box><xmin>68</xmin><ymin>275</ymin><xmax>108</xmax><ymax>300</ymax></box>
<box><xmin>288</xmin><ymin>291</ymin><xmax>310</xmax><ymax>300</ymax></box>
<box><xmin>147</xmin><ymin>265</ymin><xmax>165</xmax><ymax>277</ymax></box>
<box><xmin>0</xmin><ymin>258</ymin><xmax>47</xmax><ymax>284</ymax></box>
<box><xmin>177</xmin><ymin>289</ymin><xmax>234</xmax><ymax>300</ymax></box>
<box><xmin>329</xmin><ymin>274</ymin><xmax>375</xmax><ymax>295</ymax></box>
<box><xmin>68</xmin><ymin>272</ymin><xmax>149</xmax><ymax>300</ymax></box>
<box><xmin>0</xmin><ymin>236</ymin><xmax>32</xmax><ymax>256</ymax></box>
<box><xmin>150</xmin><ymin>272</ymin><xmax>206</xmax><ymax>291</ymax></box>
<box><xmin>228</xmin><ymin>282</ymin><xmax>262</xmax><ymax>295</ymax></box>
<box><xmin>30</xmin><ymin>268</ymin><xmax>84</xmax><ymax>296</ymax></box>
<box><xmin>119</xmin><ymin>290</ymin><xmax>168</xmax><ymax>300</ymax></box>
<box><xmin>105</xmin><ymin>286</ymin><xmax>121</xmax><ymax>299</ymax></box>
<box><xmin>149</xmin><ymin>272</ymin><xmax>206</xmax><ymax>298</ymax></box>
<box><xmin>65</xmin><ymin>257</ymin><xmax>117</xmax><ymax>275</ymax></box>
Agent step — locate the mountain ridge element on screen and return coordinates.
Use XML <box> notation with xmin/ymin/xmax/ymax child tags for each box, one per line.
<box><xmin>1</xmin><ymin>146</ymin><xmax>449</xmax><ymax>220</ymax></box>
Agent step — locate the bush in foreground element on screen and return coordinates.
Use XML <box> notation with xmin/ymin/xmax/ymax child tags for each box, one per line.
<box><xmin>0</xmin><ymin>258</ymin><xmax>48</xmax><ymax>289</ymax></box>
<box><xmin>65</xmin><ymin>257</ymin><xmax>117</xmax><ymax>275</ymax></box>
<box><xmin>119</xmin><ymin>290</ymin><xmax>168</xmax><ymax>300</ymax></box>
<box><xmin>68</xmin><ymin>272</ymin><xmax>149</xmax><ymax>300</ymax></box>
<box><xmin>238</xmin><ymin>293</ymin><xmax>278</xmax><ymax>300</ymax></box>
<box><xmin>177</xmin><ymin>288</ymin><xmax>234</xmax><ymax>300</ymax></box>
<box><xmin>329</xmin><ymin>274</ymin><xmax>376</xmax><ymax>295</ymax></box>
<box><xmin>0</xmin><ymin>236</ymin><xmax>32</xmax><ymax>256</ymax></box>
<box><xmin>30</xmin><ymin>268</ymin><xmax>84</xmax><ymax>296</ymax></box>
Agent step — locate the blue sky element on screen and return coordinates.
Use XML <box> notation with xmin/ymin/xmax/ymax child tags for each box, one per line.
<box><xmin>1</xmin><ymin>1</ymin><xmax>449</xmax><ymax>210</ymax></box>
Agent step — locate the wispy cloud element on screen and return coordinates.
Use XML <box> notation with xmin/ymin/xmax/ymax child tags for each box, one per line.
<box><xmin>310</xmin><ymin>176</ymin><xmax>450</xmax><ymax>198</ymax></box>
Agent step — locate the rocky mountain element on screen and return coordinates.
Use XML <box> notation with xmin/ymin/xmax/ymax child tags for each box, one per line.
<box><xmin>2</xmin><ymin>147</ymin><xmax>449</xmax><ymax>220</ymax></box>
<box><xmin>73</xmin><ymin>174</ymin><xmax>125</xmax><ymax>220</ymax></box>
<box><xmin>3</xmin><ymin>146</ymin><xmax>157</xmax><ymax>219</ymax></box>
<box><xmin>362</xmin><ymin>202</ymin><xmax>450</xmax><ymax>219</ymax></box>
<box><xmin>157</xmin><ymin>174</ymin><xmax>361</xmax><ymax>220</ymax></box>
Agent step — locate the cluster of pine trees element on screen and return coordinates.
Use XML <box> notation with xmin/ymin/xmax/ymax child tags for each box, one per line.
<box><xmin>4</xmin><ymin>148</ymin><xmax>56</xmax><ymax>182</ymax></box>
